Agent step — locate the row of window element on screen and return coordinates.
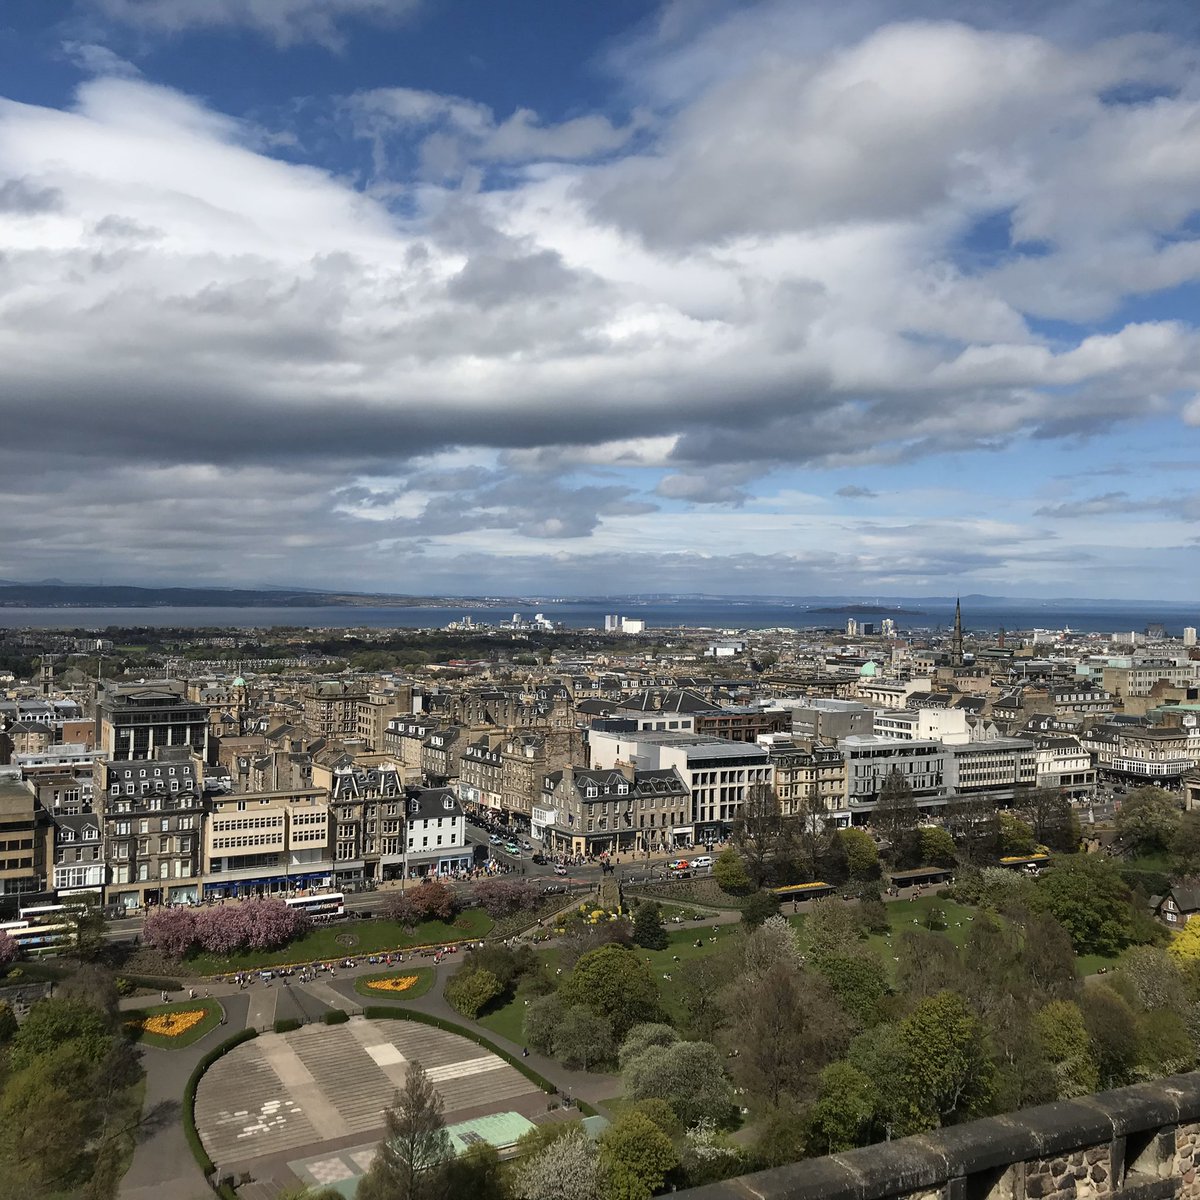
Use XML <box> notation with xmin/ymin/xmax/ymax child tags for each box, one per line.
<box><xmin>0</xmin><ymin>838</ymin><xmax>33</xmax><ymax>852</ymax></box>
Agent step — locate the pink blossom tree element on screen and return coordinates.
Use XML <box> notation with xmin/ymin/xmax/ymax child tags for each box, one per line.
<box><xmin>408</xmin><ymin>878</ymin><xmax>460</xmax><ymax>923</ymax></box>
<box><xmin>142</xmin><ymin>907</ymin><xmax>199</xmax><ymax>959</ymax></box>
<box><xmin>0</xmin><ymin>928</ymin><xmax>17</xmax><ymax>968</ymax></box>
<box><xmin>197</xmin><ymin>905</ymin><xmax>249</xmax><ymax>955</ymax></box>
<box><xmin>242</xmin><ymin>899</ymin><xmax>309</xmax><ymax>950</ymax></box>
<box><xmin>474</xmin><ymin>878</ymin><xmax>543</xmax><ymax>918</ymax></box>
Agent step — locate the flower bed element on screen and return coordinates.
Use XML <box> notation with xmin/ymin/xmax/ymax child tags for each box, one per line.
<box><xmin>125</xmin><ymin>999</ymin><xmax>223</xmax><ymax>1048</ymax></box>
<box><xmin>366</xmin><ymin>974</ymin><xmax>420</xmax><ymax>993</ymax></box>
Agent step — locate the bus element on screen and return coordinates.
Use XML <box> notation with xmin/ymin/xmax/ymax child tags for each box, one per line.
<box><xmin>0</xmin><ymin>919</ymin><xmax>76</xmax><ymax>956</ymax></box>
<box><xmin>17</xmin><ymin>903</ymin><xmax>80</xmax><ymax>922</ymax></box>
<box><xmin>771</xmin><ymin>881</ymin><xmax>838</xmax><ymax>901</ymax></box>
<box><xmin>284</xmin><ymin>892</ymin><xmax>346</xmax><ymax>921</ymax></box>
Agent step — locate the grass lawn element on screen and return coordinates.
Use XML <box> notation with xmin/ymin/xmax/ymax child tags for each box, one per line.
<box><xmin>184</xmin><ymin>911</ymin><xmax>494</xmax><ymax>975</ymax></box>
<box><xmin>354</xmin><ymin>966</ymin><xmax>435</xmax><ymax>1001</ymax></box>
<box><xmin>636</xmin><ymin>921</ymin><xmax>746</xmax><ymax>1019</ymax></box>
<box><xmin>124</xmin><ymin>998</ymin><xmax>223</xmax><ymax>1048</ymax></box>
<box><xmin>1076</xmin><ymin>950</ymin><xmax>1125</xmax><ymax>977</ymax></box>
<box><xmin>478</xmin><ymin>995</ymin><xmax>530</xmax><ymax>1045</ymax></box>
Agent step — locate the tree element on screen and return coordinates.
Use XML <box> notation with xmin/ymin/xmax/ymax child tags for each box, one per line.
<box><xmin>675</xmin><ymin>947</ymin><xmax>737</xmax><ymax>1041</ymax></box>
<box><xmin>1023</xmin><ymin>911</ymin><xmax>1081</xmax><ymax>1003</ymax></box>
<box><xmin>1168</xmin><ymin>918</ymin><xmax>1200</xmax><ymax>963</ymax></box>
<box><xmin>558</xmin><ymin>945</ymin><xmax>666</xmax><ymax>1040</ymax></box>
<box><xmin>358</xmin><ymin>1062</ymin><xmax>452</xmax><ymax>1200</ymax></box>
<box><xmin>945</xmin><ymin>795</ymin><xmax>1000</xmax><ymax>865</ymax></box>
<box><xmin>0</xmin><ymin>929</ymin><xmax>17</xmax><ymax>969</ymax></box>
<box><xmin>895</xmin><ymin>991</ymin><xmax>995</xmax><ymax>1134</ymax></box>
<box><xmin>806</xmin><ymin>896</ymin><xmax>863</xmax><ymax>959</ymax></box>
<box><xmin>1137</xmin><ymin>1008</ymin><xmax>1195</xmax><ymax>1076</ymax></box>
<box><xmin>56</xmin><ymin>964</ymin><xmax>121</xmax><ymax>1021</ymax></box>
<box><xmin>725</xmin><ymin>963</ymin><xmax>851</xmax><ymax>1107</ymax></box>
<box><xmin>631</xmin><ymin>902</ymin><xmax>668</xmax><ymax>951</ymax></box>
<box><xmin>998</xmin><ymin>812</ymin><xmax>1036</xmax><ymax>857</ymax></box>
<box><xmin>1116</xmin><ymin>786</ymin><xmax>1181</xmax><ymax>857</ymax></box>
<box><xmin>1033</xmin><ymin>1000</ymin><xmax>1099</xmax><ymax>1098</ymax></box>
<box><xmin>9</xmin><ymin>998</ymin><xmax>114</xmax><ymax>1072</ymax></box>
<box><xmin>1033</xmin><ymin>856</ymin><xmax>1134</xmax><ymax>957</ymax></box>
<box><xmin>751</xmin><ymin>1101</ymin><xmax>808</xmax><ymax>1168</ymax></box>
<box><xmin>808</xmin><ymin>1061</ymin><xmax>877</xmax><ymax>1153</ymax></box>
<box><xmin>731</xmin><ymin>783</ymin><xmax>786</xmax><ymax>887</ymax></box>
<box><xmin>444</xmin><ymin>968</ymin><xmax>504</xmax><ymax>1020</ymax></box>
<box><xmin>740</xmin><ymin>890</ymin><xmax>780</xmax><ymax>928</ymax></box>
<box><xmin>555</xmin><ymin>1005</ymin><xmax>615</xmax><ymax>1071</ymax></box>
<box><xmin>1171</xmin><ymin>812</ymin><xmax>1200</xmax><ymax>876</ymax></box>
<box><xmin>513</xmin><ymin>1128</ymin><xmax>602</xmax><ymax>1200</ymax></box>
<box><xmin>835</xmin><ymin>828</ymin><xmax>879</xmax><ymax>880</ymax></box>
<box><xmin>472</xmin><ymin>878</ymin><xmax>543</xmax><ymax>918</ymax></box>
<box><xmin>920</xmin><ymin>825</ymin><xmax>958</xmax><ymax>867</ymax></box>
<box><xmin>141</xmin><ymin>907</ymin><xmax>198</xmax><ymax>958</ymax></box>
<box><xmin>1023</xmin><ymin>789</ymin><xmax>1077</xmax><ymax>853</ymax></box>
<box><xmin>523</xmin><ymin>994</ymin><xmax>564</xmax><ymax>1056</ymax></box>
<box><xmin>712</xmin><ymin>848</ymin><xmax>753</xmax><ymax>896</ymax></box>
<box><xmin>442</xmin><ymin>1144</ymin><xmax>508</xmax><ymax>1200</ymax></box>
<box><xmin>618</xmin><ymin>1024</ymin><xmax>679</xmax><ymax>1072</ymax></box>
<box><xmin>1080</xmin><ymin>984</ymin><xmax>1138</xmax><ymax>1089</ymax></box>
<box><xmin>0</xmin><ymin>1002</ymin><xmax>16</xmax><ymax>1044</ymax></box>
<box><xmin>599</xmin><ymin>1110</ymin><xmax>679</xmax><ymax>1200</ymax></box>
<box><xmin>858</xmin><ymin>888</ymin><xmax>890</xmax><ymax>934</ymax></box>
<box><xmin>71</xmin><ymin>904</ymin><xmax>110</xmax><ymax>964</ymax></box>
<box><xmin>791</xmin><ymin>785</ymin><xmax>834</xmax><ymax>881</ymax></box>
<box><xmin>405</xmin><ymin>879</ymin><xmax>460</xmax><ymax>923</ymax></box>
<box><xmin>873</xmin><ymin>770</ymin><xmax>918</xmax><ymax>843</ymax></box>
<box><xmin>812</xmin><ymin>953</ymin><xmax>889</xmax><ymax>1027</ymax></box>
<box><xmin>741</xmin><ymin>914</ymin><xmax>802</xmax><ymax>982</ymax></box>
<box><xmin>623</xmin><ymin>1040</ymin><xmax>733</xmax><ymax>1126</ymax></box>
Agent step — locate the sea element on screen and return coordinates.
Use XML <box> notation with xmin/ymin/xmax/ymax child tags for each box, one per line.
<box><xmin>0</xmin><ymin>600</ymin><xmax>1196</xmax><ymax>636</ymax></box>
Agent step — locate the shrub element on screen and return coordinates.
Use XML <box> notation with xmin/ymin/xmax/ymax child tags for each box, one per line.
<box><xmin>445</xmin><ymin>968</ymin><xmax>504</xmax><ymax>1019</ymax></box>
<box><xmin>323</xmin><ymin>1009</ymin><xmax>350</xmax><ymax>1025</ymax></box>
<box><xmin>273</xmin><ymin>1017</ymin><xmax>302</xmax><ymax>1034</ymax></box>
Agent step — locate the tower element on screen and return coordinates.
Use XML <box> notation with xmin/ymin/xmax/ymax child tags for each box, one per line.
<box><xmin>952</xmin><ymin>598</ymin><xmax>964</xmax><ymax>667</ymax></box>
<box><xmin>39</xmin><ymin>655</ymin><xmax>54</xmax><ymax>697</ymax></box>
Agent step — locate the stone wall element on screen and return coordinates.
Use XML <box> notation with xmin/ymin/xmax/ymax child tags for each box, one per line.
<box><xmin>679</xmin><ymin>1073</ymin><xmax>1200</xmax><ymax>1200</ymax></box>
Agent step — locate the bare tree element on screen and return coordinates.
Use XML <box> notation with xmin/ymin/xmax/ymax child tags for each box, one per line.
<box><xmin>792</xmin><ymin>784</ymin><xmax>834</xmax><ymax>881</ymax></box>
<box><xmin>731</xmin><ymin>783</ymin><xmax>786</xmax><ymax>887</ymax></box>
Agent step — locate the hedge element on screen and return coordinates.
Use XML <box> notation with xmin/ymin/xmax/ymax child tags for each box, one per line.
<box><xmin>273</xmin><ymin>1017</ymin><xmax>302</xmax><ymax>1034</ymax></box>
<box><xmin>323</xmin><ymin>1009</ymin><xmax>350</xmax><ymax>1025</ymax></box>
<box><xmin>182</xmin><ymin>1028</ymin><xmax>258</xmax><ymax>1178</ymax></box>
<box><xmin>361</xmin><ymin>1005</ymin><xmax>597</xmax><ymax>1117</ymax></box>
<box><xmin>117</xmin><ymin>972</ymin><xmax>183</xmax><ymax>993</ymax></box>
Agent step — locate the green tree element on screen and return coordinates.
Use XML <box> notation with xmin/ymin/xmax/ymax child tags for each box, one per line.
<box><xmin>523</xmin><ymin>993</ymin><xmax>564</xmax><ymax>1055</ymax></box>
<box><xmin>807</xmin><ymin>1061</ymin><xmax>877</xmax><ymax>1153</ymax></box>
<box><xmin>675</xmin><ymin>948</ymin><xmax>736</xmax><ymax>1041</ymax></box>
<box><xmin>618</xmin><ymin>1024</ymin><xmax>679</xmax><ymax>1072</ymax></box>
<box><xmin>751</xmin><ymin>1101</ymin><xmax>808</xmax><ymax>1169</ymax></box>
<box><xmin>554</xmin><ymin>1005</ymin><xmax>615</xmax><ymax>1071</ymax></box>
<box><xmin>835</xmin><ymin>828</ymin><xmax>879</xmax><ymax>879</ymax></box>
<box><xmin>806</xmin><ymin>896</ymin><xmax>863</xmax><ymax>959</ymax></box>
<box><xmin>0</xmin><ymin>1002</ymin><xmax>16</xmax><ymax>1043</ymax></box>
<box><xmin>1170</xmin><ymin>810</ymin><xmax>1200</xmax><ymax>876</ymax></box>
<box><xmin>1033</xmin><ymin>1000</ymin><xmax>1099</xmax><ymax>1098</ymax></box>
<box><xmin>631</xmin><ymin>902</ymin><xmax>668</xmax><ymax>951</ymax></box>
<box><xmin>444</xmin><ymin>968</ymin><xmax>504</xmax><ymax>1020</ymax></box>
<box><xmin>558</xmin><ymin>945</ymin><xmax>666</xmax><ymax>1040</ymax></box>
<box><xmin>1115</xmin><ymin>786</ymin><xmax>1181</xmax><ymax>856</ymax></box>
<box><xmin>358</xmin><ymin>1062</ymin><xmax>452</xmax><ymax>1200</ymax></box>
<box><xmin>623</xmin><ymin>1040</ymin><xmax>733</xmax><ymax>1126</ymax></box>
<box><xmin>1033</xmin><ymin>856</ymin><xmax>1134</xmax><ymax>957</ymax></box>
<box><xmin>873</xmin><ymin>770</ymin><xmax>919</xmax><ymax>843</ymax></box>
<box><xmin>72</xmin><ymin>904</ymin><xmax>110</xmax><ymax>964</ymax></box>
<box><xmin>740</xmin><ymin>890</ymin><xmax>780</xmax><ymax>928</ymax></box>
<box><xmin>599</xmin><ymin>1110</ymin><xmax>679</xmax><ymax>1200</ymax></box>
<box><xmin>813</xmin><ymin>952</ymin><xmax>889</xmax><ymax>1027</ymax></box>
<box><xmin>998</xmin><ymin>812</ymin><xmax>1036</xmax><ymax>857</ymax></box>
<box><xmin>9</xmin><ymin>998</ymin><xmax>114</xmax><ymax>1072</ymax></box>
<box><xmin>1080</xmin><ymin>984</ymin><xmax>1138</xmax><ymax>1089</ymax></box>
<box><xmin>1137</xmin><ymin>1008</ymin><xmax>1195</xmax><ymax>1075</ymax></box>
<box><xmin>920</xmin><ymin>825</ymin><xmax>958</xmax><ymax>867</ymax></box>
<box><xmin>442</xmin><ymin>1144</ymin><xmax>508</xmax><ymax>1200</ymax></box>
<box><xmin>712</xmin><ymin>848</ymin><xmax>753</xmax><ymax>896</ymax></box>
<box><xmin>895</xmin><ymin>991</ymin><xmax>995</xmax><ymax>1134</ymax></box>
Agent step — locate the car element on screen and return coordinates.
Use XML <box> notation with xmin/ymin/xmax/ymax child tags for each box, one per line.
<box><xmin>691</xmin><ymin>855</ymin><xmax>714</xmax><ymax>868</ymax></box>
<box><xmin>489</xmin><ymin>834</ymin><xmax>503</xmax><ymax>844</ymax></box>
<box><xmin>669</xmin><ymin>859</ymin><xmax>690</xmax><ymax>871</ymax></box>
<box><xmin>543</xmin><ymin>884</ymin><xmax>567</xmax><ymax>896</ymax></box>
<box><xmin>259</xmin><ymin>970</ymin><xmax>274</xmax><ymax>981</ymax></box>
<box><xmin>531</xmin><ymin>853</ymin><xmax>546</xmax><ymax>865</ymax></box>
<box><xmin>520</xmin><ymin>840</ymin><xmax>533</xmax><ymax>850</ymax></box>
<box><xmin>504</xmin><ymin>842</ymin><xmax>521</xmax><ymax>854</ymax></box>
<box><xmin>554</xmin><ymin>865</ymin><xmax>569</xmax><ymax>876</ymax></box>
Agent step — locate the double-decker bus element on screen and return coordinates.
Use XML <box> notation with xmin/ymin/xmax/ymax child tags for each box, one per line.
<box><xmin>284</xmin><ymin>892</ymin><xmax>346</xmax><ymax>921</ymax></box>
<box><xmin>0</xmin><ymin>918</ymin><xmax>76</xmax><ymax>956</ymax></box>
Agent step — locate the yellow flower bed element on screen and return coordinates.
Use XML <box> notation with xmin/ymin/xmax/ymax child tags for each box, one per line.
<box><xmin>130</xmin><ymin>1009</ymin><xmax>208</xmax><ymax>1038</ymax></box>
<box><xmin>366</xmin><ymin>974</ymin><xmax>420</xmax><ymax>993</ymax></box>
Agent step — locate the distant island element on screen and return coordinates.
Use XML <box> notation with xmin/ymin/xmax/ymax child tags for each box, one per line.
<box><xmin>0</xmin><ymin>584</ymin><xmax>487</xmax><ymax>609</ymax></box>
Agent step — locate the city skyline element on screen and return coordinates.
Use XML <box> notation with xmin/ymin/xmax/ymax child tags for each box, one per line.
<box><xmin>3</xmin><ymin>0</ymin><xmax>1200</xmax><ymax>599</ymax></box>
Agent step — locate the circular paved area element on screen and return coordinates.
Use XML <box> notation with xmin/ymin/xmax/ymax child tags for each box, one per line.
<box><xmin>194</xmin><ymin>1017</ymin><xmax>544</xmax><ymax>1177</ymax></box>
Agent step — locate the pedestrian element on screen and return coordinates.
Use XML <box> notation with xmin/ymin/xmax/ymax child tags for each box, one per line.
<box><xmin>161</xmin><ymin>990</ymin><xmax>168</xmax><ymax>1003</ymax></box>
<box><xmin>522</xmin><ymin>1046</ymin><xmax>529</xmax><ymax>1058</ymax></box>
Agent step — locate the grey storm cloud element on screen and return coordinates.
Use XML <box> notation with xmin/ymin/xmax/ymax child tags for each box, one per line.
<box><xmin>836</xmin><ymin>485</ymin><xmax>878</xmax><ymax>499</ymax></box>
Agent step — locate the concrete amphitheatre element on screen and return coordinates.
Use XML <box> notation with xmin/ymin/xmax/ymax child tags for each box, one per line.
<box><xmin>194</xmin><ymin>1015</ymin><xmax>549</xmax><ymax>1194</ymax></box>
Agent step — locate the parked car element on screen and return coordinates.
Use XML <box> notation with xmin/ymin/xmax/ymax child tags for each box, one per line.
<box><xmin>531</xmin><ymin>853</ymin><xmax>547</xmax><ymax>865</ymax></box>
<box><xmin>554</xmin><ymin>865</ymin><xmax>569</xmax><ymax>876</ymax></box>
<box><xmin>504</xmin><ymin>842</ymin><xmax>521</xmax><ymax>854</ymax></box>
<box><xmin>520</xmin><ymin>840</ymin><xmax>533</xmax><ymax>850</ymax></box>
<box><xmin>543</xmin><ymin>884</ymin><xmax>567</xmax><ymax>896</ymax></box>
<box><xmin>489</xmin><ymin>834</ymin><xmax>503</xmax><ymax>844</ymax></box>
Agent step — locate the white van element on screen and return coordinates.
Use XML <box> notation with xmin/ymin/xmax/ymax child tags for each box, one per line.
<box><xmin>691</xmin><ymin>855</ymin><xmax>714</xmax><ymax>869</ymax></box>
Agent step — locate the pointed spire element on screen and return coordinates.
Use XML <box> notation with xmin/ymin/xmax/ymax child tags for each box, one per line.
<box><xmin>952</xmin><ymin>597</ymin><xmax>964</xmax><ymax>667</ymax></box>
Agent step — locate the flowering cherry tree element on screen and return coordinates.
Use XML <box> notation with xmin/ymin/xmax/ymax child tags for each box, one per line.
<box><xmin>241</xmin><ymin>898</ymin><xmax>309</xmax><ymax>950</ymax></box>
<box><xmin>473</xmin><ymin>878</ymin><xmax>543</xmax><ymax>918</ymax></box>
<box><xmin>142</xmin><ymin>907</ymin><xmax>199</xmax><ymax>958</ymax></box>
<box><xmin>0</xmin><ymin>928</ymin><xmax>18</xmax><ymax>968</ymax></box>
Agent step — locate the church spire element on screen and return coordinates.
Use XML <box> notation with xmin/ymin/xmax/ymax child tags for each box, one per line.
<box><xmin>952</xmin><ymin>597</ymin><xmax>964</xmax><ymax>667</ymax></box>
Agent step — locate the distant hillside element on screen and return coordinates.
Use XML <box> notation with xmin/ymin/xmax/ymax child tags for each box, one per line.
<box><xmin>0</xmin><ymin>584</ymin><xmax>443</xmax><ymax>608</ymax></box>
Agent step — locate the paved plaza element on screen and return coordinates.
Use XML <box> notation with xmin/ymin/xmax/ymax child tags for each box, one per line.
<box><xmin>194</xmin><ymin>1017</ymin><xmax>545</xmax><ymax>1179</ymax></box>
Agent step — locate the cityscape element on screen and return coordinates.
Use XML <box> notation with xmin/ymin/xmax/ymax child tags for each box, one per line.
<box><xmin>5</xmin><ymin>1</ymin><xmax>1200</xmax><ymax>1200</ymax></box>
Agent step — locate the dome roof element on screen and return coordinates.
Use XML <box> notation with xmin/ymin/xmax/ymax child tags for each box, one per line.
<box><xmin>233</xmin><ymin>677</ymin><xmax>246</xmax><ymax>687</ymax></box>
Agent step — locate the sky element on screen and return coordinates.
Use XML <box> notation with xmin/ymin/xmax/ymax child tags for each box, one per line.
<box><xmin>2</xmin><ymin>0</ymin><xmax>1200</xmax><ymax>600</ymax></box>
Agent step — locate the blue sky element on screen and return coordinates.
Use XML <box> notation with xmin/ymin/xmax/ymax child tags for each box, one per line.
<box><xmin>1</xmin><ymin>0</ymin><xmax>1200</xmax><ymax>599</ymax></box>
